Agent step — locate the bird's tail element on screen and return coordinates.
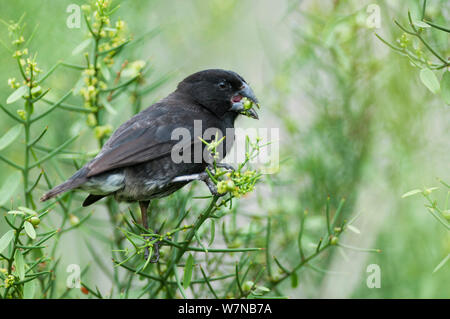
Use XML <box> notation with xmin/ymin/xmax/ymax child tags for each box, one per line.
<box><xmin>40</xmin><ymin>178</ymin><xmax>85</xmax><ymax>202</ymax></box>
<box><xmin>40</xmin><ymin>168</ymin><xmax>88</xmax><ymax>202</ymax></box>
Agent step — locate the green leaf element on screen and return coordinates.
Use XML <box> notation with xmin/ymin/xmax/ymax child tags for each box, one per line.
<box><xmin>31</xmin><ymin>86</ymin><xmax>42</xmax><ymax>95</ymax></box>
<box><xmin>6</xmin><ymin>85</ymin><xmax>28</xmax><ymax>104</ymax></box>
<box><xmin>18</xmin><ymin>206</ymin><xmax>38</xmax><ymax>216</ymax></box>
<box><xmin>0</xmin><ymin>230</ymin><xmax>15</xmax><ymax>254</ymax></box>
<box><xmin>413</xmin><ymin>20</ymin><xmax>430</xmax><ymax>28</ymax></box>
<box><xmin>441</xmin><ymin>71</ymin><xmax>450</xmax><ymax>105</ymax></box>
<box><xmin>24</xmin><ymin>221</ymin><xmax>36</xmax><ymax>240</ymax></box>
<box><xmin>0</xmin><ymin>125</ymin><xmax>22</xmax><ymax>151</ymax></box>
<box><xmin>433</xmin><ymin>254</ymin><xmax>450</xmax><ymax>273</ymax></box>
<box><xmin>72</xmin><ymin>38</ymin><xmax>92</xmax><ymax>56</ymax></box>
<box><xmin>8</xmin><ymin>210</ymin><xmax>24</xmax><ymax>215</ymax></box>
<box><xmin>102</xmin><ymin>98</ymin><xmax>117</xmax><ymax>115</ymax></box>
<box><xmin>14</xmin><ymin>250</ymin><xmax>25</xmax><ymax>280</ymax></box>
<box><xmin>427</xmin><ymin>208</ymin><xmax>450</xmax><ymax>230</ymax></box>
<box><xmin>100</xmin><ymin>64</ymin><xmax>111</xmax><ymax>81</ymax></box>
<box><xmin>290</xmin><ymin>271</ymin><xmax>298</xmax><ymax>288</ymax></box>
<box><xmin>0</xmin><ymin>171</ymin><xmax>22</xmax><ymax>206</ymax></box>
<box><xmin>255</xmin><ymin>285</ymin><xmax>270</xmax><ymax>292</ymax></box>
<box><xmin>183</xmin><ymin>253</ymin><xmax>194</xmax><ymax>289</ymax></box>
<box><xmin>424</xmin><ymin>187</ymin><xmax>439</xmax><ymax>194</ymax></box>
<box><xmin>72</xmin><ymin>76</ymin><xmax>85</xmax><ymax>95</ymax></box>
<box><xmin>401</xmin><ymin>189</ymin><xmax>422</xmax><ymax>198</ymax></box>
<box><xmin>420</xmin><ymin>68</ymin><xmax>440</xmax><ymax>94</ymax></box>
<box><xmin>347</xmin><ymin>224</ymin><xmax>360</xmax><ymax>234</ymax></box>
<box><xmin>209</xmin><ymin>219</ymin><xmax>215</xmax><ymax>246</ymax></box>
<box><xmin>23</xmin><ymin>280</ymin><xmax>36</xmax><ymax>299</ymax></box>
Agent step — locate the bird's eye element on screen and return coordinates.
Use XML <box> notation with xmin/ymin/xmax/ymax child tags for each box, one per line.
<box><xmin>218</xmin><ymin>81</ymin><xmax>228</xmax><ymax>89</ymax></box>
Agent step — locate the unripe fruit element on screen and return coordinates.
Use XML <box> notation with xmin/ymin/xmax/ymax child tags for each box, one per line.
<box><xmin>330</xmin><ymin>236</ymin><xmax>339</xmax><ymax>245</ymax></box>
<box><xmin>30</xmin><ymin>216</ymin><xmax>40</xmax><ymax>226</ymax></box>
<box><xmin>225</xmin><ymin>180</ymin><xmax>235</xmax><ymax>191</ymax></box>
<box><xmin>69</xmin><ymin>214</ymin><xmax>80</xmax><ymax>226</ymax></box>
<box><xmin>243</xmin><ymin>99</ymin><xmax>252</xmax><ymax>110</ymax></box>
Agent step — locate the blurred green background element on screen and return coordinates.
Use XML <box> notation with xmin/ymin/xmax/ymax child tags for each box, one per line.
<box><xmin>0</xmin><ymin>0</ymin><xmax>449</xmax><ymax>298</ymax></box>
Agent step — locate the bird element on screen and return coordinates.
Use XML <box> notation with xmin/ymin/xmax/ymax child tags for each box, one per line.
<box><xmin>40</xmin><ymin>69</ymin><xmax>259</xmax><ymax>262</ymax></box>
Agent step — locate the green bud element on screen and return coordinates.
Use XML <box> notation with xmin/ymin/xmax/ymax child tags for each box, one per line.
<box><xmin>225</xmin><ymin>180</ymin><xmax>235</xmax><ymax>191</ymax></box>
<box><xmin>94</xmin><ymin>125</ymin><xmax>113</xmax><ymax>140</ymax></box>
<box><xmin>217</xmin><ymin>181</ymin><xmax>227</xmax><ymax>194</ymax></box>
<box><xmin>86</xmin><ymin>113</ymin><xmax>97</xmax><ymax>127</ymax></box>
<box><xmin>17</xmin><ymin>109</ymin><xmax>27</xmax><ymax>121</ymax></box>
<box><xmin>242</xmin><ymin>281</ymin><xmax>254</xmax><ymax>292</ymax></box>
<box><xmin>330</xmin><ymin>236</ymin><xmax>339</xmax><ymax>245</ymax></box>
<box><xmin>69</xmin><ymin>214</ymin><xmax>80</xmax><ymax>226</ymax></box>
<box><xmin>4</xmin><ymin>275</ymin><xmax>15</xmax><ymax>288</ymax></box>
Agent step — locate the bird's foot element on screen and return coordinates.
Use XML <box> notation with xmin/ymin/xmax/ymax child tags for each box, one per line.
<box><xmin>143</xmin><ymin>236</ymin><xmax>161</xmax><ymax>263</ymax></box>
<box><xmin>171</xmin><ymin>164</ymin><xmax>236</xmax><ymax>197</ymax></box>
<box><xmin>198</xmin><ymin>171</ymin><xmax>226</xmax><ymax>197</ymax></box>
<box><xmin>150</xmin><ymin>241</ymin><xmax>160</xmax><ymax>263</ymax></box>
<box><xmin>144</xmin><ymin>245</ymin><xmax>150</xmax><ymax>260</ymax></box>
<box><xmin>215</xmin><ymin>163</ymin><xmax>235</xmax><ymax>171</ymax></box>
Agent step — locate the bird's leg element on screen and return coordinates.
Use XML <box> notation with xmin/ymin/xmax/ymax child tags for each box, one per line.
<box><xmin>171</xmin><ymin>171</ymin><xmax>225</xmax><ymax>197</ymax></box>
<box><xmin>139</xmin><ymin>201</ymin><xmax>150</xmax><ymax>260</ymax></box>
<box><xmin>171</xmin><ymin>162</ymin><xmax>237</xmax><ymax>197</ymax></box>
<box><xmin>139</xmin><ymin>201</ymin><xmax>160</xmax><ymax>263</ymax></box>
<box><xmin>203</xmin><ymin>163</ymin><xmax>235</xmax><ymax>195</ymax></box>
<box><xmin>215</xmin><ymin>162</ymin><xmax>235</xmax><ymax>171</ymax></box>
<box><xmin>151</xmin><ymin>226</ymin><xmax>161</xmax><ymax>263</ymax></box>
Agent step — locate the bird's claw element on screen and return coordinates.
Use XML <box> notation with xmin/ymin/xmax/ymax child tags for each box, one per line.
<box><xmin>150</xmin><ymin>241</ymin><xmax>160</xmax><ymax>263</ymax></box>
<box><xmin>204</xmin><ymin>163</ymin><xmax>235</xmax><ymax>197</ymax></box>
<box><xmin>206</xmin><ymin>183</ymin><xmax>223</xmax><ymax>197</ymax></box>
<box><xmin>215</xmin><ymin>163</ymin><xmax>235</xmax><ymax>171</ymax></box>
<box><xmin>198</xmin><ymin>171</ymin><xmax>226</xmax><ymax>197</ymax></box>
<box><xmin>144</xmin><ymin>246</ymin><xmax>150</xmax><ymax>260</ymax></box>
<box><xmin>143</xmin><ymin>237</ymin><xmax>160</xmax><ymax>263</ymax></box>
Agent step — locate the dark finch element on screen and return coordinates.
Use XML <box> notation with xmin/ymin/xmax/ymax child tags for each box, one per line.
<box><xmin>40</xmin><ymin>69</ymin><xmax>259</xmax><ymax>261</ymax></box>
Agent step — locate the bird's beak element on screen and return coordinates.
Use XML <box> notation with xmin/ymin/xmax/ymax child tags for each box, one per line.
<box><xmin>231</xmin><ymin>83</ymin><xmax>259</xmax><ymax>120</ymax></box>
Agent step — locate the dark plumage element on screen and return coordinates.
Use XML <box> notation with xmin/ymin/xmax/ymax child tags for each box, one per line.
<box><xmin>40</xmin><ymin>69</ymin><xmax>259</xmax><ymax>261</ymax></box>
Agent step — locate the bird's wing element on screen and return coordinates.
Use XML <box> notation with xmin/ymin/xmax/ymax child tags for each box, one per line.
<box><xmin>86</xmin><ymin>104</ymin><xmax>200</xmax><ymax>177</ymax></box>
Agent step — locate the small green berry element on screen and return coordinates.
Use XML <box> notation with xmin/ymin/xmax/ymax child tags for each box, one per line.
<box><xmin>69</xmin><ymin>214</ymin><xmax>80</xmax><ymax>226</ymax></box>
<box><xmin>30</xmin><ymin>216</ymin><xmax>40</xmax><ymax>226</ymax></box>
<box><xmin>225</xmin><ymin>180</ymin><xmax>235</xmax><ymax>191</ymax></box>
<box><xmin>243</xmin><ymin>98</ymin><xmax>253</xmax><ymax>110</ymax></box>
<box><xmin>330</xmin><ymin>236</ymin><xmax>339</xmax><ymax>245</ymax></box>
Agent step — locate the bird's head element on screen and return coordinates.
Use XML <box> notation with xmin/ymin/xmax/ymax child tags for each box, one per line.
<box><xmin>177</xmin><ymin>69</ymin><xmax>259</xmax><ymax>120</ymax></box>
